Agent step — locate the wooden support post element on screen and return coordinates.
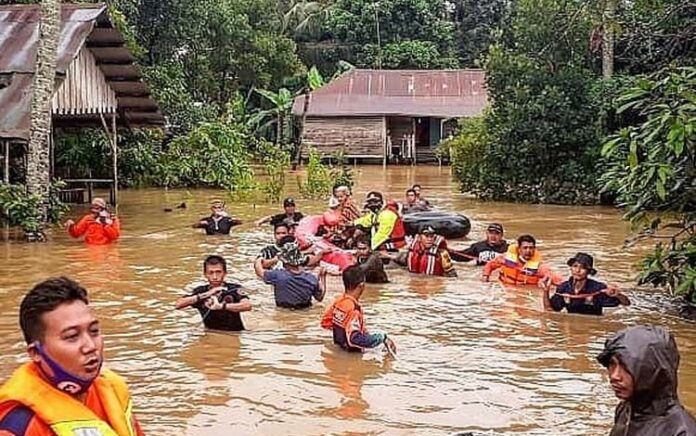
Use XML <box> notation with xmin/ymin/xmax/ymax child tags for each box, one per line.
<box><xmin>111</xmin><ymin>113</ymin><xmax>118</xmax><ymax>206</ymax></box>
<box><xmin>3</xmin><ymin>140</ymin><xmax>9</xmax><ymax>184</ymax></box>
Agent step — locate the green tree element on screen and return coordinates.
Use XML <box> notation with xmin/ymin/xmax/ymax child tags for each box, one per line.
<box><xmin>326</xmin><ymin>0</ymin><xmax>458</xmax><ymax>69</ymax></box>
<box><xmin>601</xmin><ymin>67</ymin><xmax>695</xmax><ymax>301</ymax></box>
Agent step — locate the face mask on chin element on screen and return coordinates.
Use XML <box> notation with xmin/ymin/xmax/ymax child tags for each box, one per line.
<box><xmin>33</xmin><ymin>342</ymin><xmax>100</xmax><ymax>395</ymax></box>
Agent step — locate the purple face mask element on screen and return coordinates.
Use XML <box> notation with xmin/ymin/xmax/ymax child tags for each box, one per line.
<box><xmin>33</xmin><ymin>342</ymin><xmax>101</xmax><ymax>395</ymax></box>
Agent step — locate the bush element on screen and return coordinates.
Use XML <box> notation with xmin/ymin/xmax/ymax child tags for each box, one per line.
<box><xmin>256</xmin><ymin>140</ymin><xmax>290</xmax><ymax>203</ymax></box>
<box><xmin>156</xmin><ymin>120</ymin><xmax>255</xmax><ymax>191</ymax></box>
<box><xmin>0</xmin><ymin>181</ymin><xmax>69</xmax><ymax>238</ymax></box>
<box><xmin>298</xmin><ymin>147</ymin><xmax>333</xmax><ymax>199</ymax></box>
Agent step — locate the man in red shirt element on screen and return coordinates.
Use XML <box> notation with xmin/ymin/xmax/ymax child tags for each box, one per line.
<box><xmin>0</xmin><ymin>277</ymin><xmax>144</xmax><ymax>435</ymax></box>
<box><xmin>64</xmin><ymin>198</ymin><xmax>120</xmax><ymax>245</ymax></box>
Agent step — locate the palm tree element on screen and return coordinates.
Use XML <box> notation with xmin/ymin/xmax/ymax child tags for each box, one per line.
<box><xmin>26</xmin><ymin>0</ymin><xmax>60</xmax><ymax>227</ymax></box>
<box><xmin>282</xmin><ymin>0</ymin><xmax>332</xmax><ymax>34</ymax></box>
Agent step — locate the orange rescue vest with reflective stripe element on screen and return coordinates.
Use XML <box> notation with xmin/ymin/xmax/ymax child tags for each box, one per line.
<box><xmin>0</xmin><ymin>363</ymin><xmax>136</xmax><ymax>436</ymax></box>
<box><xmin>499</xmin><ymin>245</ymin><xmax>543</xmax><ymax>285</ymax></box>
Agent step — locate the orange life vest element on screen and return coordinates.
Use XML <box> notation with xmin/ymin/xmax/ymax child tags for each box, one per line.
<box><xmin>321</xmin><ymin>294</ymin><xmax>366</xmax><ymax>352</ymax></box>
<box><xmin>499</xmin><ymin>245</ymin><xmax>543</xmax><ymax>285</ymax></box>
<box><xmin>0</xmin><ymin>363</ymin><xmax>137</xmax><ymax>436</ymax></box>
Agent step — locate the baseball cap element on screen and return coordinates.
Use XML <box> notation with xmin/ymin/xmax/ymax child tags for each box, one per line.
<box><xmin>487</xmin><ymin>223</ymin><xmax>504</xmax><ymax>234</ymax></box>
<box><xmin>283</xmin><ymin>197</ymin><xmax>296</xmax><ymax>207</ymax></box>
<box><xmin>421</xmin><ymin>225</ymin><xmax>436</xmax><ymax>235</ymax></box>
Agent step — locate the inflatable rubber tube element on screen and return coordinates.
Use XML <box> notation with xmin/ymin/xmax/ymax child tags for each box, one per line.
<box><xmin>403</xmin><ymin>211</ymin><xmax>471</xmax><ymax>239</ymax></box>
<box><xmin>295</xmin><ymin>215</ymin><xmax>355</xmax><ymax>271</ymax></box>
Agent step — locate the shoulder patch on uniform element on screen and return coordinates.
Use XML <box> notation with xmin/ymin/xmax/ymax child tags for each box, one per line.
<box><xmin>0</xmin><ymin>405</ymin><xmax>34</xmax><ymax>435</ymax></box>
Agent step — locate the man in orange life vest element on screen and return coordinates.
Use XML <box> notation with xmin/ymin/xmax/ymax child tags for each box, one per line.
<box><xmin>321</xmin><ymin>265</ymin><xmax>396</xmax><ymax>353</ymax></box>
<box><xmin>389</xmin><ymin>225</ymin><xmax>456</xmax><ymax>277</ymax></box>
<box><xmin>64</xmin><ymin>198</ymin><xmax>121</xmax><ymax>245</ymax></box>
<box><xmin>482</xmin><ymin>234</ymin><xmax>559</xmax><ymax>286</ymax></box>
<box><xmin>0</xmin><ymin>277</ymin><xmax>144</xmax><ymax>436</ymax></box>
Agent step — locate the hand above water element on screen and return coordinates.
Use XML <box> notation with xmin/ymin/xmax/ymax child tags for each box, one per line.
<box><xmin>64</xmin><ymin>219</ymin><xmax>75</xmax><ymax>228</ymax></box>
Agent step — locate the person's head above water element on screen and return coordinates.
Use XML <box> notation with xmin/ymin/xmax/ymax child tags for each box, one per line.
<box><xmin>516</xmin><ymin>234</ymin><xmax>536</xmax><ymax>260</ymax></box>
<box><xmin>20</xmin><ymin>277</ymin><xmax>103</xmax><ymax>396</ymax></box>
<box><xmin>89</xmin><ymin>198</ymin><xmax>107</xmax><ymax>216</ymax></box>
<box><xmin>334</xmin><ymin>186</ymin><xmax>351</xmax><ymax>205</ymax></box>
<box><xmin>420</xmin><ymin>225</ymin><xmax>438</xmax><ymax>249</ymax></box>
<box><xmin>342</xmin><ymin>265</ymin><xmax>366</xmax><ymax>299</ymax></box>
<box><xmin>567</xmin><ymin>252</ymin><xmax>597</xmax><ymax>281</ymax></box>
<box><xmin>283</xmin><ymin>197</ymin><xmax>296</xmax><ymax>215</ymax></box>
<box><xmin>365</xmin><ymin>191</ymin><xmax>383</xmax><ymax>212</ymax></box>
<box><xmin>209</xmin><ymin>199</ymin><xmax>226</xmax><ymax>216</ymax></box>
<box><xmin>273</xmin><ymin>222</ymin><xmax>289</xmax><ymax>244</ymax></box>
<box><xmin>203</xmin><ymin>255</ymin><xmax>227</xmax><ymax>287</ymax></box>
<box><xmin>355</xmin><ymin>235</ymin><xmax>372</xmax><ymax>257</ymax></box>
<box><xmin>598</xmin><ymin>325</ymin><xmax>680</xmax><ymax>404</ymax></box>
<box><xmin>486</xmin><ymin>223</ymin><xmax>504</xmax><ymax>245</ymax></box>
<box><xmin>405</xmin><ymin>189</ymin><xmax>417</xmax><ymax>204</ymax></box>
<box><xmin>412</xmin><ymin>184</ymin><xmax>423</xmax><ymax>198</ymax></box>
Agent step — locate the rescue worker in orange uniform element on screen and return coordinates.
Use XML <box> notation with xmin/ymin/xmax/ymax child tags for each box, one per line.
<box><xmin>64</xmin><ymin>198</ymin><xmax>121</xmax><ymax>245</ymax></box>
<box><xmin>388</xmin><ymin>226</ymin><xmax>456</xmax><ymax>277</ymax></box>
<box><xmin>0</xmin><ymin>277</ymin><xmax>144</xmax><ymax>436</ymax></box>
<box><xmin>321</xmin><ymin>265</ymin><xmax>396</xmax><ymax>353</ymax></box>
<box><xmin>352</xmin><ymin>192</ymin><xmax>406</xmax><ymax>251</ymax></box>
<box><xmin>482</xmin><ymin>234</ymin><xmax>560</xmax><ymax>286</ymax></box>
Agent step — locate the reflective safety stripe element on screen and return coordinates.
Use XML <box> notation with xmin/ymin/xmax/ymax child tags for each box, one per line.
<box><xmin>51</xmin><ymin>420</ymin><xmax>119</xmax><ymax>436</ymax></box>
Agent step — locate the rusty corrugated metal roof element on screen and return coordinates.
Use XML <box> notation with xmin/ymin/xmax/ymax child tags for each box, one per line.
<box><xmin>292</xmin><ymin>69</ymin><xmax>488</xmax><ymax>118</ymax></box>
<box><xmin>0</xmin><ymin>3</ymin><xmax>164</xmax><ymax>140</ymax></box>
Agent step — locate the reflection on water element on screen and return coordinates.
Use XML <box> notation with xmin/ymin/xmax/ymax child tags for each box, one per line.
<box><xmin>0</xmin><ymin>165</ymin><xmax>694</xmax><ymax>435</ymax></box>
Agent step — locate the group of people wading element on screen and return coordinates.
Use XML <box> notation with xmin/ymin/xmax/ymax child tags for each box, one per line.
<box><xmin>0</xmin><ymin>186</ymin><xmax>693</xmax><ymax>436</ymax></box>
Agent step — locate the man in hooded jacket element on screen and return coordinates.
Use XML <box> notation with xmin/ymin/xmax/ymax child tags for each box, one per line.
<box><xmin>597</xmin><ymin>325</ymin><xmax>696</xmax><ymax>436</ymax></box>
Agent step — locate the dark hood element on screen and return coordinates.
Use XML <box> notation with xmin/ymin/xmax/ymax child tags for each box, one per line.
<box><xmin>597</xmin><ymin>325</ymin><xmax>680</xmax><ymax>416</ymax></box>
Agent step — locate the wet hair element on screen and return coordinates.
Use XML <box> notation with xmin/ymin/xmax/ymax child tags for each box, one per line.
<box><xmin>203</xmin><ymin>255</ymin><xmax>227</xmax><ymax>272</ymax></box>
<box><xmin>355</xmin><ymin>235</ymin><xmax>371</xmax><ymax>248</ymax></box>
<box><xmin>342</xmin><ymin>265</ymin><xmax>366</xmax><ymax>291</ymax></box>
<box><xmin>412</xmin><ymin>184</ymin><xmax>422</xmax><ymax>190</ymax></box>
<box><xmin>517</xmin><ymin>234</ymin><xmax>536</xmax><ymax>246</ymax></box>
<box><xmin>273</xmin><ymin>222</ymin><xmax>289</xmax><ymax>232</ymax></box>
<box><xmin>19</xmin><ymin>277</ymin><xmax>89</xmax><ymax>344</ymax></box>
<box><xmin>406</xmin><ymin>188</ymin><xmax>416</xmax><ymax>195</ymax></box>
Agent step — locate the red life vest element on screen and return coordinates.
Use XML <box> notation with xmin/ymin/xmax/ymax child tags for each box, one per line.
<box><xmin>382</xmin><ymin>201</ymin><xmax>406</xmax><ymax>250</ymax></box>
<box><xmin>407</xmin><ymin>235</ymin><xmax>450</xmax><ymax>276</ymax></box>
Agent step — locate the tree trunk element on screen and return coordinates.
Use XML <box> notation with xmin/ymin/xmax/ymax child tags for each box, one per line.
<box><xmin>26</xmin><ymin>0</ymin><xmax>60</xmax><ymax>222</ymax></box>
<box><xmin>293</xmin><ymin>88</ymin><xmax>310</xmax><ymax>168</ymax></box>
<box><xmin>602</xmin><ymin>0</ymin><xmax>616</xmax><ymax>78</ymax></box>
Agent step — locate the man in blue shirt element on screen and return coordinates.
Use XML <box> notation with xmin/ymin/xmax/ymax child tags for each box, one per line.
<box><xmin>254</xmin><ymin>236</ymin><xmax>327</xmax><ymax>309</ymax></box>
<box><xmin>543</xmin><ymin>252</ymin><xmax>630</xmax><ymax>315</ymax></box>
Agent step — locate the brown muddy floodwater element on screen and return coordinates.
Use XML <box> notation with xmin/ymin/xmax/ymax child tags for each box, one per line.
<box><xmin>0</xmin><ymin>165</ymin><xmax>694</xmax><ymax>435</ymax></box>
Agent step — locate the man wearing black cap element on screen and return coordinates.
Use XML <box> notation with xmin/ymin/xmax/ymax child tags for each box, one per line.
<box><xmin>255</xmin><ymin>197</ymin><xmax>304</xmax><ymax>227</ymax></box>
<box><xmin>450</xmin><ymin>223</ymin><xmax>508</xmax><ymax>265</ymax></box>
<box><xmin>389</xmin><ymin>225</ymin><xmax>456</xmax><ymax>277</ymax></box>
<box><xmin>542</xmin><ymin>252</ymin><xmax>630</xmax><ymax>315</ymax></box>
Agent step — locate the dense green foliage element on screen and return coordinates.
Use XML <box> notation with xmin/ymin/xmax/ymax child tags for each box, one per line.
<box><xmin>447</xmin><ymin>0</ymin><xmax>602</xmax><ymax>204</ymax></box>
<box><xmin>0</xmin><ymin>181</ymin><xmax>69</xmax><ymax>238</ymax></box>
<box><xmin>602</xmin><ymin>67</ymin><xmax>695</xmax><ymax>301</ymax></box>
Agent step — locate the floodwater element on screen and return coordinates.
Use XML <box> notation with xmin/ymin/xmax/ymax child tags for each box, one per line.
<box><xmin>0</xmin><ymin>165</ymin><xmax>694</xmax><ymax>435</ymax></box>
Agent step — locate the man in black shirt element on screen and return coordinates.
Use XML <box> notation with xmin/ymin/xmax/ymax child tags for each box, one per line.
<box><xmin>355</xmin><ymin>236</ymin><xmax>389</xmax><ymax>283</ymax></box>
<box><xmin>175</xmin><ymin>255</ymin><xmax>252</xmax><ymax>331</ymax></box>
<box><xmin>192</xmin><ymin>200</ymin><xmax>243</xmax><ymax>235</ymax></box>
<box><xmin>256</xmin><ymin>197</ymin><xmax>304</xmax><ymax>227</ymax></box>
<box><xmin>450</xmin><ymin>223</ymin><xmax>509</xmax><ymax>265</ymax></box>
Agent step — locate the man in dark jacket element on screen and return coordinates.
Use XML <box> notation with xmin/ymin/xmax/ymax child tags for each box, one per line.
<box><xmin>597</xmin><ymin>325</ymin><xmax>696</xmax><ymax>436</ymax></box>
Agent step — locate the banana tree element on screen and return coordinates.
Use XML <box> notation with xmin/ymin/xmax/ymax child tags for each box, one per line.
<box><xmin>250</xmin><ymin>88</ymin><xmax>294</xmax><ymax>149</ymax></box>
